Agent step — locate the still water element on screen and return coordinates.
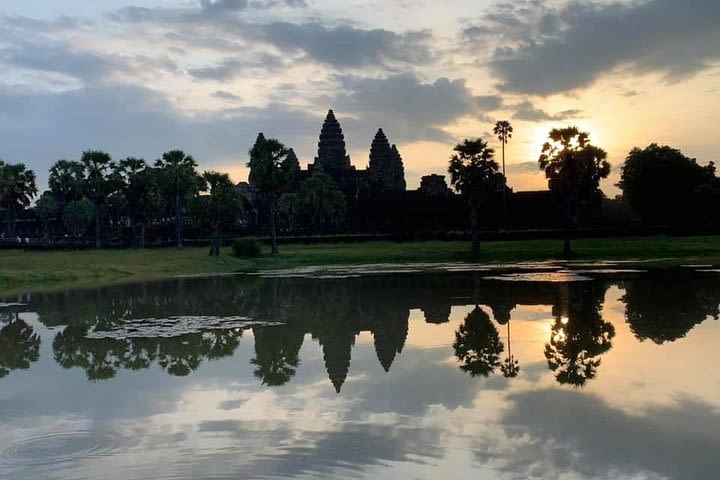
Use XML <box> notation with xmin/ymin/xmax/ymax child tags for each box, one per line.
<box><xmin>1</xmin><ymin>265</ymin><xmax>719</xmax><ymax>479</ymax></box>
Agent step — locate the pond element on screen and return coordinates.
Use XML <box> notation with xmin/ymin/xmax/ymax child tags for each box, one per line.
<box><xmin>1</xmin><ymin>266</ymin><xmax>719</xmax><ymax>479</ymax></box>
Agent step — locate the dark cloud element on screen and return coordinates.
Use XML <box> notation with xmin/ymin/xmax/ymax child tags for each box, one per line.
<box><xmin>334</xmin><ymin>73</ymin><xmax>477</xmax><ymax>143</ymax></box>
<box><xmin>250</xmin><ymin>22</ymin><xmax>433</xmax><ymax>68</ymax></box>
<box><xmin>188</xmin><ymin>53</ymin><xmax>284</xmax><ymax>80</ymax></box>
<box><xmin>212</xmin><ymin>90</ymin><xmax>242</xmax><ymax>101</ymax></box>
<box><xmin>478</xmin><ymin>0</ymin><xmax>720</xmax><ymax>94</ymax></box>
<box><xmin>512</xmin><ymin>100</ymin><xmax>582</xmax><ymax>122</ymax></box>
<box><xmin>0</xmin><ymin>83</ymin><xmax>323</xmax><ymax>188</ymax></box>
<box><xmin>488</xmin><ymin>389</ymin><xmax>720</xmax><ymax>479</ymax></box>
<box><xmin>474</xmin><ymin>94</ymin><xmax>503</xmax><ymax>110</ymax></box>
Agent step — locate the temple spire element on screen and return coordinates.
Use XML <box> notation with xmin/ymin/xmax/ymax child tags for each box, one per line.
<box><xmin>368</xmin><ymin>129</ymin><xmax>406</xmax><ymax>192</ymax></box>
<box><xmin>314</xmin><ymin>109</ymin><xmax>350</xmax><ymax>173</ymax></box>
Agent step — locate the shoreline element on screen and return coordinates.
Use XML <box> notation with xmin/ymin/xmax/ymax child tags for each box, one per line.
<box><xmin>2</xmin><ymin>236</ymin><xmax>720</xmax><ymax>296</ymax></box>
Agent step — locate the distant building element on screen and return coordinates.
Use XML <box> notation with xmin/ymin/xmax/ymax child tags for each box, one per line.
<box><xmin>419</xmin><ymin>174</ymin><xmax>452</xmax><ymax>197</ymax></box>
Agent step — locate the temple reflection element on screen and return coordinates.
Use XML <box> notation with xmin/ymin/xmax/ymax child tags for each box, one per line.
<box><xmin>2</xmin><ymin>270</ymin><xmax>720</xmax><ymax>390</ymax></box>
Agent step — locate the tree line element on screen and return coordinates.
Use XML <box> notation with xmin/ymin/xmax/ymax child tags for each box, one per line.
<box><xmin>450</xmin><ymin>121</ymin><xmax>720</xmax><ymax>256</ymax></box>
<box><xmin>1</xmin><ymin>123</ymin><xmax>719</xmax><ymax>254</ymax></box>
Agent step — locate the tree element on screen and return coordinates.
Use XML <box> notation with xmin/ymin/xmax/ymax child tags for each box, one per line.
<box><xmin>250</xmin><ymin>326</ymin><xmax>304</xmax><ymax>386</ymax></box>
<box><xmin>247</xmin><ymin>135</ymin><xmax>298</xmax><ymax>254</ymax></box>
<box><xmin>35</xmin><ymin>192</ymin><xmax>58</xmax><ymax>244</ymax></box>
<box><xmin>0</xmin><ymin>316</ymin><xmax>41</xmax><ymax>379</ymax></box>
<box><xmin>617</xmin><ymin>144</ymin><xmax>719</xmax><ymax>226</ymax></box>
<box><xmin>296</xmin><ymin>172</ymin><xmax>346</xmax><ymax>232</ymax></box>
<box><xmin>117</xmin><ymin>158</ymin><xmax>163</xmax><ymax>248</ymax></box>
<box><xmin>538</xmin><ymin>127</ymin><xmax>610</xmax><ymax>257</ymax></box>
<box><xmin>192</xmin><ymin>171</ymin><xmax>243</xmax><ymax>256</ymax></box>
<box><xmin>0</xmin><ymin>161</ymin><xmax>37</xmax><ymax>237</ymax></box>
<box><xmin>80</xmin><ymin>150</ymin><xmax>116</xmax><ymax>248</ymax></box>
<box><xmin>49</xmin><ymin>160</ymin><xmax>85</xmax><ymax>207</ymax></box>
<box><xmin>448</xmin><ymin>139</ymin><xmax>504</xmax><ymax>250</ymax></box>
<box><xmin>494</xmin><ymin>120</ymin><xmax>513</xmax><ymax>228</ymax></box>
<box><xmin>544</xmin><ymin>282</ymin><xmax>614</xmax><ymax>387</ymax></box>
<box><xmin>155</xmin><ymin>150</ymin><xmax>200</xmax><ymax>248</ymax></box>
<box><xmin>453</xmin><ymin>306</ymin><xmax>504</xmax><ymax>377</ymax></box>
<box><xmin>62</xmin><ymin>199</ymin><xmax>94</xmax><ymax>239</ymax></box>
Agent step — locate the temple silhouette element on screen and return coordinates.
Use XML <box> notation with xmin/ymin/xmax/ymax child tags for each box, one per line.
<box><xmin>235</xmin><ymin>108</ymin><xmax>568</xmax><ymax>234</ymax></box>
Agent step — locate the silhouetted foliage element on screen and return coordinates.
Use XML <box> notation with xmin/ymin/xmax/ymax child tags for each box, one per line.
<box><xmin>618</xmin><ymin>144</ymin><xmax>720</xmax><ymax>227</ymax></box>
<box><xmin>250</xmin><ymin>326</ymin><xmax>304</xmax><ymax>386</ymax></box>
<box><xmin>448</xmin><ymin>139</ymin><xmax>504</xmax><ymax>250</ymax></box>
<box><xmin>0</xmin><ymin>316</ymin><xmax>41</xmax><ymax>379</ymax></box>
<box><xmin>80</xmin><ymin>150</ymin><xmax>117</xmax><ymax>248</ymax></box>
<box><xmin>623</xmin><ymin>272</ymin><xmax>720</xmax><ymax>344</ymax></box>
<box><xmin>248</xmin><ymin>135</ymin><xmax>298</xmax><ymax>253</ymax></box>
<box><xmin>62</xmin><ymin>198</ymin><xmax>94</xmax><ymax>238</ymax></box>
<box><xmin>35</xmin><ymin>192</ymin><xmax>58</xmax><ymax>244</ymax></box>
<box><xmin>281</xmin><ymin>172</ymin><xmax>346</xmax><ymax>232</ymax></box>
<box><xmin>0</xmin><ymin>161</ymin><xmax>37</xmax><ymax>237</ymax></box>
<box><xmin>232</xmin><ymin>237</ymin><xmax>262</xmax><ymax>257</ymax></box>
<box><xmin>538</xmin><ymin>127</ymin><xmax>610</xmax><ymax>257</ymax></box>
<box><xmin>544</xmin><ymin>282</ymin><xmax>614</xmax><ymax>387</ymax></box>
<box><xmin>117</xmin><ymin>158</ymin><xmax>164</xmax><ymax>248</ymax></box>
<box><xmin>191</xmin><ymin>171</ymin><xmax>243</xmax><ymax>256</ymax></box>
<box><xmin>155</xmin><ymin>150</ymin><xmax>201</xmax><ymax>248</ymax></box>
<box><xmin>453</xmin><ymin>306</ymin><xmax>504</xmax><ymax>377</ymax></box>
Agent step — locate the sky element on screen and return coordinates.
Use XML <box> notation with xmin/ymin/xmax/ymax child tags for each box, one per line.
<box><xmin>1</xmin><ymin>0</ymin><xmax>719</xmax><ymax>195</ymax></box>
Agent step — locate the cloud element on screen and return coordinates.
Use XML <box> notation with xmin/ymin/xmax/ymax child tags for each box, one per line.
<box><xmin>0</xmin><ymin>83</ymin><xmax>324</xmax><ymax>187</ymax></box>
<box><xmin>487</xmin><ymin>389</ymin><xmax>720</xmax><ymax>479</ymax></box>
<box><xmin>477</xmin><ymin>0</ymin><xmax>720</xmax><ymax>95</ymax></box>
<box><xmin>512</xmin><ymin>100</ymin><xmax>582</xmax><ymax>122</ymax></box>
<box><xmin>249</xmin><ymin>22</ymin><xmax>434</xmax><ymax>69</ymax></box>
<box><xmin>333</xmin><ymin>73</ymin><xmax>478</xmax><ymax>143</ymax></box>
<box><xmin>188</xmin><ymin>53</ymin><xmax>284</xmax><ymax>80</ymax></box>
<box><xmin>474</xmin><ymin>94</ymin><xmax>503</xmax><ymax>110</ymax></box>
<box><xmin>212</xmin><ymin>90</ymin><xmax>242</xmax><ymax>101</ymax></box>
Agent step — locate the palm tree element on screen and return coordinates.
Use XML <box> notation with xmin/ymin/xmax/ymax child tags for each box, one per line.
<box><xmin>194</xmin><ymin>171</ymin><xmax>243</xmax><ymax>256</ymax></box>
<box><xmin>448</xmin><ymin>139</ymin><xmax>505</xmax><ymax>251</ymax></box>
<box><xmin>247</xmin><ymin>135</ymin><xmax>299</xmax><ymax>254</ymax></box>
<box><xmin>0</xmin><ymin>161</ymin><xmax>38</xmax><ymax>237</ymax></box>
<box><xmin>538</xmin><ymin>127</ymin><xmax>610</xmax><ymax>257</ymax></box>
<box><xmin>118</xmin><ymin>158</ymin><xmax>163</xmax><ymax>248</ymax></box>
<box><xmin>155</xmin><ymin>150</ymin><xmax>200</xmax><ymax>248</ymax></box>
<box><xmin>494</xmin><ymin>120</ymin><xmax>513</xmax><ymax>229</ymax></box>
<box><xmin>80</xmin><ymin>150</ymin><xmax>116</xmax><ymax>248</ymax></box>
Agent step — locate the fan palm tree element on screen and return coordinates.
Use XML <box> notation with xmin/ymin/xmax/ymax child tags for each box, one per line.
<box><xmin>247</xmin><ymin>135</ymin><xmax>299</xmax><ymax>254</ymax></box>
<box><xmin>493</xmin><ymin>120</ymin><xmax>513</xmax><ymax>228</ymax></box>
<box><xmin>80</xmin><ymin>150</ymin><xmax>116</xmax><ymax>248</ymax></box>
<box><xmin>448</xmin><ymin>139</ymin><xmax>505</xmax><ymax>250</ymax></box>
<box><xmin>155</xmin><ymin>150</ymin><xmax>200</xmax><ymax>248</ymax></box>
<box><xmin>538</xmin><ymin>127</ymin><xmax>610</xmax><ymax>257</ymax></box>
<box><xmin>0</xmin><ymin>161</ymin><xmax>38</xmax><ymax>237</ymax></box>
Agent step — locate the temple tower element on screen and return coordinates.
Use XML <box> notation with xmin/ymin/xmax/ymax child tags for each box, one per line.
<box><xmin>368</xmin><ymin>128</ymin><xmax>406</xmax><ymax>192</ymax></box>
<box><xmin>314</xmin><ymin>109</ymin><xmax>351</xmax><ymax>174</ymax></box>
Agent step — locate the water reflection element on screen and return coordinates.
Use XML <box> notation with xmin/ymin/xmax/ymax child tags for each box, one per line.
<box><xmin>1</xmin><ymin>269</ymin><xmax>720</xmax><ymax>480</ymax></box>
<box><xmin>2</xmin><ymin>270</ymin><xmax>720</xmax><ymax>390</ymax></box>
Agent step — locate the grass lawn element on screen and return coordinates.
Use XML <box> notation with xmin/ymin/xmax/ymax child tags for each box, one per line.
<box><xmin>2</xmin><ymin>235</ymin><xmax>720</xmax><ymax>295</ymax></box>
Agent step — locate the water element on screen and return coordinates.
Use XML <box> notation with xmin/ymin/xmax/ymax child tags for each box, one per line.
<box><xmin>1</xmin><ymin>267</ymin><xmax>719</xmax><ymax>479</ymax></box>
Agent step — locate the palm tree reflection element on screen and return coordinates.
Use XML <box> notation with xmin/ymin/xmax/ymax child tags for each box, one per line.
<box><xmin>544</xmin><ymin>282</ymin><xmax>614</xmax><ymax>387</ymax></box>
<box><xmin>453</xmin><ymin>306</ymin><xmax>504</xmax><ymax>377</ymax></box>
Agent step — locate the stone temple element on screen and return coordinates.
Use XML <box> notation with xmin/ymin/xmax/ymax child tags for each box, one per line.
<box><xmin>296</xmin><ymin>109</ymin><xmax>425</xmax><ymax>199</ymax></box>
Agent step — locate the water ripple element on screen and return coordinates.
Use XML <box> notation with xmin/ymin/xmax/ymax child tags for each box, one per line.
<box><xmin>2</xmin><ymin>430</ymin><xmax>130</xmax><ymax>466</ymax></box>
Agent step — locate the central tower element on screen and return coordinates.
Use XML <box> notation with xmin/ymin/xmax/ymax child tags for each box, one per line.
<box><xmin>313</xmin><ymin>109</ymin><xmax>352</xmax><ymax>174</ymax></box>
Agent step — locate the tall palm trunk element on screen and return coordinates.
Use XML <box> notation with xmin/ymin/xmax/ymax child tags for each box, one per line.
<box><xmin>502</xmin><ymin>142</ymin><xmax>508</xmax><ymax>231</ymax></box>
<box><xmin>470</xmin><ymin>204</ymin><xmax>480</xmax><ymax>251</ymax></box>
<box><xmin>175</xmin><ymin>193</ymin><xmax>182</xmax><ymax>248</ymax></box>
<box><xmin>6</xmin><ymin>207</ymin><xmax>13</xmax><ymax>237</ymax></box>
<box><xmin>209</xmin><ymin>225</ymin><xmax>220</xmax><ymax>257</ymax></box>
<box><xmin>138</xmin><ymin>221</ymin><xmax>146</xmax><ymax>249</ymax></box>
<box><xmin>270</xmin><ymin>194</ymin><xmax>278</xmax><ymax>254</ymax></box>
<box><xmin>94</xmin><ymin>203</ymin><xmax>102</xmax><ymax>248</ymax></box>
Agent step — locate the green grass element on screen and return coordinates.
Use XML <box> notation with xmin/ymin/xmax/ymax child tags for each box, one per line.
<box><xmin>2</xmin><ymin>236</ymin><xmax>720</xmax><ymax>295</ymax></box>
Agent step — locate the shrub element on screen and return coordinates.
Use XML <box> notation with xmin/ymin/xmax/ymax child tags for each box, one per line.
<box><xmin>232</xmin><ymin>237</ymin><xmax>261</xmax><ymax>258</ymax></box>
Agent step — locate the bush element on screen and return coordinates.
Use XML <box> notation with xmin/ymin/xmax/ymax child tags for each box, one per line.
<box><xmin>232</xmin><ymin>237</ymin><xmax>261</xmax><ymax>258</ymax></box>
